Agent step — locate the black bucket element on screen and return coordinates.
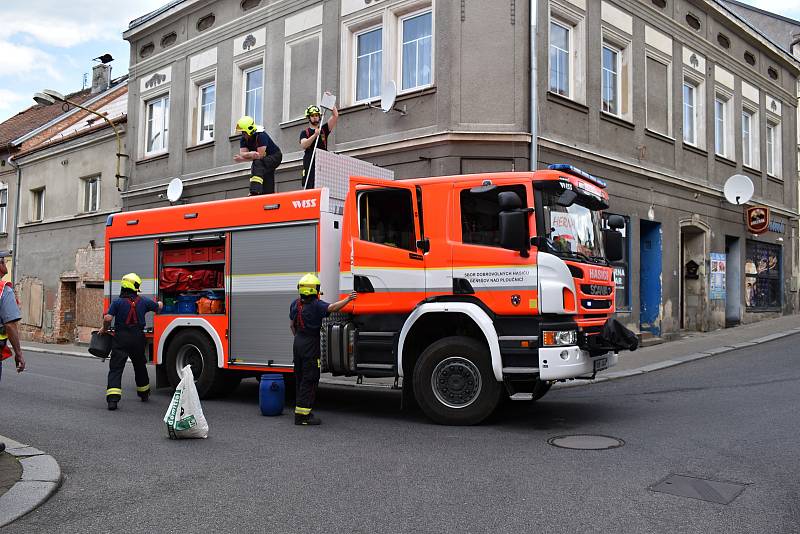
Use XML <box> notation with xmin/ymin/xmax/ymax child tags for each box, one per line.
<box><xmin>89</xmin><ymin>331</ymin><xmax>112</xmax><ymax>358</ymax></box>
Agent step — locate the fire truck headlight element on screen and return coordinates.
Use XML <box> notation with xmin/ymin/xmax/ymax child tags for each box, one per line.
<box><xmin>542</xmin><ymin>330</ymin><xmax>577</xmax><ymax>346</ymax></box>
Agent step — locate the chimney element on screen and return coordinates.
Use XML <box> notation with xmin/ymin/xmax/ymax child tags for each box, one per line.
<box><xmin>91</xmin><ymin>63</ymin><xmax>111</xmax><ymax>94</ymax></box>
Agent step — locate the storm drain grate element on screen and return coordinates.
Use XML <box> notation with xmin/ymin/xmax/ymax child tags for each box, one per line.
<box><xmin>650</xmin><ymin>474</ymin><xmax>747</xmax><ymax>505</ymax></box>
<box><xmin>547</xmin><ymin>434</ymin><xmax>625</xmax><ymax>450</ymax></box>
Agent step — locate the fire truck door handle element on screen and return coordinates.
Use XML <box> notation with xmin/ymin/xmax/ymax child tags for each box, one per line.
<box><xmin>354</xmin><ymin>275</ymin><xmax>374</xmax><ymax>293</ymax></box>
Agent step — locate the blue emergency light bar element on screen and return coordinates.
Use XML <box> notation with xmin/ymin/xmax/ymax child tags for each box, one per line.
<box><xmin>547</xmin><ymin>164</ymin><xmax>607</xmax><ymax>189</ymax></box>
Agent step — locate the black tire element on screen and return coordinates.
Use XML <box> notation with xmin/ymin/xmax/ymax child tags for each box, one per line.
<box><xmin>413</xmin><ymin>336</ymin><xmax>501</xmax><ymax>425</ymax></box>
<box><xmin>165</xmin><ymin>329</ymin><xmax>238</xmax><ymax>398</ymax></box>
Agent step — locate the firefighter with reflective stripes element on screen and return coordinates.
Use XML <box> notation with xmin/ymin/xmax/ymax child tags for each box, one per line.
<box><xmin>289</xmin><ymin>274</ymin><xmax>355</xmax><ymax>425</ymax></box>
<box><xmin>234</xmin><ymin>116</ymin><xmax>283</xmax><ymax>195</ymax></box>
<box><xmin>99</xmin><ymin>273</ymin><xmax>162</xmax><ymax>411</ymax></box>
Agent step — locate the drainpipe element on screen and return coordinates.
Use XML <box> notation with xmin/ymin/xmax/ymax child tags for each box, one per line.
<box><xmin>6</xmin><ymin>153</ymin><xmax>21</xmax><ymax>283</ymax></box>
<box><xmin>530</xmin><ymin>0</ymin><xmax>538</xmax><ymax>171</ymax></box>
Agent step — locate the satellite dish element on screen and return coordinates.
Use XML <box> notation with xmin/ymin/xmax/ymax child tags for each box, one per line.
<box><xmin>723</xmin><ymin>174</ymin><xmax>754</xmax><ymax>205</ymax></box>
<box><xmin>380</xmin><ymin>80</ymin><xmax>397</xmax><ymax>113</ymax></box>
<box><xmin>166</xmin><ymin>178</ymin><xmax>184</xmax><ymax>203</ymax></box>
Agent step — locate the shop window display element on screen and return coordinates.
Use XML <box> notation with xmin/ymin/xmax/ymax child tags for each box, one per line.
<box><xmin>745</xmin><ymin>240</ymin><xmax>781</xmax><ymax>310</ymax></box>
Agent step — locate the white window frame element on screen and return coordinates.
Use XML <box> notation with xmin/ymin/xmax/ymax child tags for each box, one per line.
<box><xmin>601</xmin><ymin>27</ymin><xmax>631</xmax><ymax>121</ymax></box>
<box><xmin>398</xmin><ymin>8</ymin><xmax>434</xmax><ymax>92</ymax></box>
<box><xmin>82</xmin><ymin>175</ymin><xmax>100</xmax><ymax>214</ymax></box>
<box><xmin>601</xmin><ymin>43</ymin><xmax>621</xmax><ymax>116</ymax></box>
<box><xmin>741</xmin><ymin>103</ymin><xmax>759</xmax><ymax>170</ymax></box>
<box><xmin>143</xmin><ymin>94</ymin><xmax>170</xmax><ymax>156</ymax></box>
<box><xmin>0</xmin><ymin>184</ymin><xmax>7</xmax><ymax>234</ymax></box>
<box><xmin>682</xmin><ymin>71</ymin><xmax>705</xmax><ymax>149</ymax></box>
<box><xmin>549</xmin><ymin>19</ymin><xmax>571</xmax><ymax>97</ymax></box>
<box><xmin>549</xmin><ymin>1</ymin><xmax>586</xmax><ymax>104</ymax></box>
<box><xmin>766</xmin><ymin>119</ymin><xmax>781</xmax><ymax>178</ymax></box>
<box><xmin>645</xmin><ymin>50</ymin><xmax>672</xmax><ymax>136</ymax></box>
<box><xmin>714</xmin><ymin>90</ymin><xmax>733</xmax><ymax>158</ymax></box>
<box><xmin>232</xmin><ymin>51</ymin><xmax>265</xmax><ymax>134</ymax></box>
<box><xmin>187</xmin><ymin>69</ymin><xmax>216</xmax><ymax>147</ymax></box>
<box><xmin>198</xmin><ymin>81</ymin><xmax>216</xmax><ymax>144</ymax></box>
<box><xmin>31</xmin><ymin>188</ymin><xmax>45</xmax><ymax>223</ymax></box>
<box><xmin>354</xmin><ymin>24</ymin><xmax>384</xmax><ymax>104</ymax></box>
<box><xmin>341</xmin><ymin>1</ymin><xmax>434</xmax><ymax>107</ymax></box>
<box><xmin>243</xmin><ymin>65</ymin><xmax>264</xmax><ymax>125</ymax></box>
<box><xmin>683</xmin><ymin>81</ymin><xmax>696</xmax><ymax>145</ymax></box>
<box><xmin>283</xmin><ymin>31</ymin><xmax>323</xmax><ymax>122</ymax></box>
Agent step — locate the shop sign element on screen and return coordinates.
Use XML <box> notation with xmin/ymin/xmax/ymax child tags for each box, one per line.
<box><xmin>768</xmin><ymin>218</ymin><xmax>785</xmax><ymax>234</ymax></box>
<box><xmin>745</xmin><ymin>206</ymin><xmax>770</xmax><ymax>234</ymax></box>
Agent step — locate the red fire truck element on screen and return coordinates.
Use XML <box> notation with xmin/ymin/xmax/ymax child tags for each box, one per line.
<box><xmin>104</xmin><ymin>164</ymin><xmax>629</xmax><ymax>425</ymax></box>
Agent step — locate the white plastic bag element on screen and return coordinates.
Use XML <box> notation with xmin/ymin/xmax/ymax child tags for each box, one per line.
<box><xmin>164</xmin><ymin>365</ymin><xmax>209</xmax><ymax>439</ymax></box>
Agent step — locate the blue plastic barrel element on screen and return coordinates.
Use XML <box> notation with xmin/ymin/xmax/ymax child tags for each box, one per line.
<box><xmin>259</xmin><ymin>374</ymin><xmax>285</xmax><ymax>416</ymax></box>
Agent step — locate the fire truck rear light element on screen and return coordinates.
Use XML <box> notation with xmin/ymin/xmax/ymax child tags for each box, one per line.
<box><xmin>520</xmin><ymin>340</ymin><xmax>530</xmax><ymax>348</ymax></box>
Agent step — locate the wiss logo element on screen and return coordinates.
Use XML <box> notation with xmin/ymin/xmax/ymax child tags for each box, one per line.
<box><xmin>588</xmin><ymin>268</ymin><xmax>610</xmax><ymax>281</ymax></box>
<box><xmin>292</xmin><ymin>199</ymin><xmax>317</xmax><ymax>209</ymax></box>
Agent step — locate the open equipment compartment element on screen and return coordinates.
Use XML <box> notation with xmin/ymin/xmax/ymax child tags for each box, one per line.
<box><xmin>158</xmin><ymin>233</ymin><xmax>226</xmax><ymax>315</ymax></box>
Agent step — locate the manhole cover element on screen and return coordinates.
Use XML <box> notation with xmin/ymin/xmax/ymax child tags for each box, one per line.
<box><xmin>547</xmin><ymin>434</ymin><xmax>625</xmax><ymax>450</ymax></box>
<box><xmin>650</xmin><ymin>474</ymin><xmax>746</xmax><ymax>505</ymax></box>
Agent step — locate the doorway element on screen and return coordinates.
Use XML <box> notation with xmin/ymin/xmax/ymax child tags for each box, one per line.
<box><xmin>680</xmin><ymin>225</ymin><xmax>708</xmax><ymax>331</ymax></box>
<box><xmin>725</xmin><ymin>236</ymin><xmax>741</xmax><ymax>326</ymax></box>
<box><xmin>639</xmin><ymin>220</ymin><xmax>662</xmax><ymax>336</ymax></box>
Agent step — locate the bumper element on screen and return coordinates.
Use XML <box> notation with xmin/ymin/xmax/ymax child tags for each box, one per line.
<box><xmin>538</xmin><ymin>346</ymin><xmax>618</xmax><ymax>381</ymax></box>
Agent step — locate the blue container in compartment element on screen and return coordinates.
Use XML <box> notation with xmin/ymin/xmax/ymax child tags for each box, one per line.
<box><xmin>259</xmin><ymin>374</ymin><xmax>285</xmax><ymax>416</ymax></box>
<box><xmin>176</xmin><ymin>294</ymin><xmax>200</xmax><ymax>314</ymax></box>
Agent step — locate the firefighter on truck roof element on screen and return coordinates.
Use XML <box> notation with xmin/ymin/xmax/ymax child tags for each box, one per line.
<box><xmin>99</xmin><ymin>273</ymin><xmax>162</xmax><ymax>411</ymax></box>
<box><xmin>299</xmin><ymin>96</ymin><xmax>338</xmax><ymax>190</ymax></box>
<box><xmin>234</xmin><ymin>116</ymin><xmax>283</xmax><ymax>195</ymax></box>
<box><xmin>289</xmin><ymin>274</ymin><xmax>356</xmax><ymax>426</ymax></box>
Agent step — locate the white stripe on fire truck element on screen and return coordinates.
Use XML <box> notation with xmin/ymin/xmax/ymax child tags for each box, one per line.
<box><xmin>231</xmin><ymin>273</ymin><xmax>308</xmax><ymax>293</ymax></box>
<box><xmin>339</xmin><ymin>265</ymin><xmax>538</xmax><ymax>293</ymax></box>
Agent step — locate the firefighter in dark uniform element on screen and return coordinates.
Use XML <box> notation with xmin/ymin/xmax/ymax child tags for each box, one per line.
<box><xmin>98</xmin><ymin>273</ymin><xmax>162</xmax><ymax>411</ymax></box>
<box><xmin>298</xmin><ymin>100</ymin><xmax>338</xmax><ymax>190</ymax></box>
<box><xmin>234</xmin><ymin>115</ymin><xmax>283</xmax><ymax>195</ymax></box>
<box><xmin>289</xmin><ymin>274</ymin><xmax>356</xmax><ymax>425</ymax></box>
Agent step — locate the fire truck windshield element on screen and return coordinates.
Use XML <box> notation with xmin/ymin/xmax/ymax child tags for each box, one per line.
<box><xmin>541</xmin><ymin>190</ymin><xmax>605</xmax><ymax>263</ymax></box>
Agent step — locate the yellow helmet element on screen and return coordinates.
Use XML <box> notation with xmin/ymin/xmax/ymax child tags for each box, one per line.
<box><xmin>305</xmin><ymin>105</ymin><xmax>321</xmax><ymax>118</ymax></box>
<box><xmin>236</xmin><ymin>115</ymin><xmax>258</xmax><ymax>135</ymax></box>
<box><xmin>297</xmin><ymin>273</ymin><xmax>321</xmax><ymax>296</ymax></box>
<box><xmin>121</xmin><ymin>273</ymin><xmax>142</xmax><ymax>291</ymax></box>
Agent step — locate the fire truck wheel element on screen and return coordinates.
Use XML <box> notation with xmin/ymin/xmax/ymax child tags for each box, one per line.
<box><xmin>165</xmin><ymin>329</ymin><xmax>234</xmax><ymax>398</ymax></box>
<box><xmin>413</xmin><ymin>336</ymin><xmax>501</xmax><ymax>425</ymax></box>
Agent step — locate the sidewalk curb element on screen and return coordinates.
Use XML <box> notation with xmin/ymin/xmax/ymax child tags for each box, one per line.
<box><xmin>0</xmin><ymin>436</ymin><xmax>62</xmax><ymax>528</ymax></box>
<box><xmin>555</xmin><ymin>327</ymin><xmax>800</xmax><ymax>389</ymax></box>
<box><xmin>22</xmin><ymin>345</ymin><xmax>92</xmax><ymax>360</ymax></box>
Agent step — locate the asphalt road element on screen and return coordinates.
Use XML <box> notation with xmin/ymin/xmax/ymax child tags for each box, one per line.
<box><xmin>1</xmin><ymin>335</ymin><xmax>798</xmax><ymax>533</ymax></box>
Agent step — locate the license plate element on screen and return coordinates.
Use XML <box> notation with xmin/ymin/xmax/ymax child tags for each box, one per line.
<box><xmin>593</xmin><ymin>357</ymin><xmax>608</xmax><ymax>372</ymax></box>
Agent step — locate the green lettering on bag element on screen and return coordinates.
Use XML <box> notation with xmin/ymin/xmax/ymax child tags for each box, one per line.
<box><xmin>174</xmin><ymin>415</ymin><xmax>197</xmax><ymax>431</ymax></box>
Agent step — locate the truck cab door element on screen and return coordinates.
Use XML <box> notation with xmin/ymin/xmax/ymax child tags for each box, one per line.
<box><xmin>349</xmin><ymin>181</ymin><xmax>425</xmax><ymax>314</ymax></box>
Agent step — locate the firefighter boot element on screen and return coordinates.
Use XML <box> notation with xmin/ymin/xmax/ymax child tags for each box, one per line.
<box><xmin>107</xmin><ymin>399</ymin><xmax>118</xmax><ymax>411</ymax></box>
<box><xmin>294</xmin><ymin>413</ymin><xmax>322</xmax><ymax>426</ymax></box>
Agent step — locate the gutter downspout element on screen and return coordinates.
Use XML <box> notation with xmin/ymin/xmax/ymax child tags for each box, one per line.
<box><xmin>6</xmin><ymin>154</ymin><xmax>21</xmax><ymax>283</ymax></box>
<box><xmin>530</xmin><ymin>0</ymin><xmax>538</xmax><ymax>171</ymax></box>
